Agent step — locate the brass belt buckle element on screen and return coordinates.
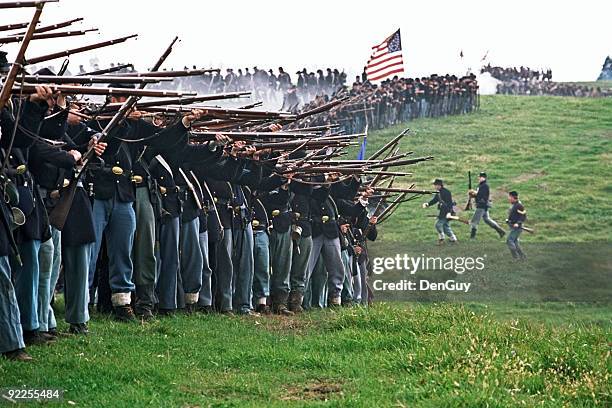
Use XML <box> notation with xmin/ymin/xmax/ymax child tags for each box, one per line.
<box><xmin>111</xmin><ymin>166</ymin><xmax>124</xmax><ymax>176</ymax></box>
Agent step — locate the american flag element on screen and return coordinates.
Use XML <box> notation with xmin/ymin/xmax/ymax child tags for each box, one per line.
<box><xmin>365</xmin><ymin>29</ymin><xmax>404</xmax><ymax>82</ymax></box>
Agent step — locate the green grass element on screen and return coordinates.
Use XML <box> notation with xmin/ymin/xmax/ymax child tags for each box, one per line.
<box><xmin>562</xmin><ymin>81</ymin><xmax>612</xmax><ymax>89</ymax></box>
<box><xmin>1</xmin><ymin>95</ymin><xmax>610</xmax><ymax>407</ymax></box>
<box><xmin>0</xmin><ymin>304</ymin><xmax>610</xmax><ymax>407</ymax></box>
<box><xmin>358</xmin><ymin>95</ymin><xmax>612</xmax><ymax>243</ymax></box>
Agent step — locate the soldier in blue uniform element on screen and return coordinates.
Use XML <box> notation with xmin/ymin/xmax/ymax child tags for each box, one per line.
<box><xmin>423</xmin><ymin>179</ymin><xmax>457</xmax><ymax>244</ymax></box>
<box><xmin>0</xmin><ymin>82</ymin><xmax>54</xmax><ymax>360</ymax></box>
<box><xmin>506</xmin><ymin>191</ymin><xmax>527</xmax><ymax>260</ymax></box>
<box><xmin>86</xmin><ymin>93</ymin><xmax>199</xmax><ymax>321</ymax></box>
<box><xmin>469</xmin><ymin>172</ymin><xmax>505</xmax><ymax>239</ymax></box>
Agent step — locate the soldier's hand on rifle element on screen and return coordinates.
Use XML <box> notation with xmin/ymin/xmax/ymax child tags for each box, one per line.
<box><xmin>89</xmin><ymin>135</ymin><xmax>107</xmax><ymax>157</ymax></box>
<box><xmin>325</xmin><ymin>172</ymin><xmax>340</xmax><ymax>182</ymax></box>
<box><xmin>68</xmin><ymin>150</ymin><xmax>82</xmax><ymax>163</ymax></box>
<box><xmin>127</xmin><ymin>110</ymin><xmax>144</xmax><ymax>120</ymax></box>
<box><xmin>230</xmin><ymin>140</ymin><xmax>246</xmax><ymax>157</ymax></box>
<box><xmin>422</xmin><ymin>202</ymin><xmax>429</xmax><ymax>208</ymax></box>
<box><xmin>268</xmin><ymin>123</ymin><xmax>282</xmax><ymax>132</ymax></box>
<box><xmin>354</xmin><ymin>245</ymin><xmax>363</xmax><ymax>255</ymax></box>
<box><xmin>369</xmin><ymin>216</ymin><xmax>378</xmax><ymax>225</ymax></box>
<box><xmin>182</xmin><ymin>109</ymin><xmax>206</xmax><ymax>127</ymax></box>
<box><xmin>213</xmin><ymin>133</ymin><xmax>231</xmax><ymax>147</ymax></box>
<box><xmin>29</xmin><ymin>85</ymin><xmax>54</xmax><ymax>105</ymax></box>
<box><xmin>362</xmin><ymin>187</ymin><xmax>375</xmax><ymax>197</ymax></box>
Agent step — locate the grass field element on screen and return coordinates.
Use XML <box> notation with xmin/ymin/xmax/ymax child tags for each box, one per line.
<box><xmin>1</xmin><ymin>95</ymin><xmax>610</xmax><ymax>407</ymax></box>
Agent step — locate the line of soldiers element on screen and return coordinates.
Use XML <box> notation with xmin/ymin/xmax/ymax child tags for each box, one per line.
<box><xmin>481</xmin><ymin>64</ymin><xmax>553</xmax><ymax>82</ymax></box>
<box><xmin>289</xmin><ymin>74</ymin><xmax>480</xmax><ymax>134</ymax></box>
<box><xmin>0</xmin><ymin>74</ymin><xmax>380</xmax><ymax>362</ymax></box>
<box><xmin>152</xmin><ymin>66</ymin><xmax>347</xmax><ymax>109</ymax></box>
<box><xmin>496</xmin><ymin>80</ymin><xmax>611</xmax><ymax>98</ymax></box>
<box><xmin>422</xmin><ymin>174</ymin><xmax>528</xmax><ymax>259</ymax></box>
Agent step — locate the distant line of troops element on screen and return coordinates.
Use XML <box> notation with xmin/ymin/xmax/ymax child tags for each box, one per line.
<box><xmin>0</xmin><ymin>80</ymin><xmax>380</xmax><ymax>362</ymax></box>
<box><xmin>289</xmin><ymin>74</ymin><xmax>480</xmax><ymax>134</ymax></box>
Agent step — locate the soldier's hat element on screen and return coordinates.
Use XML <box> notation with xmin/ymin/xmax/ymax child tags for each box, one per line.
<box><xmin>0</xmin><ymin>51</ymin><xmax>10</xmax><ymax>73</ymax></box>
<box><xmin>34</xmin><ymin>67</ymin><xmax>56</xmax><ymax>76</ymax></box>
<box><xmin>479</xmin><ymin>172</ymin><xmax>487</xmax><ymax>178</ymax></box>
<box><xmin>433</xmin><ymin>178</ymin><xmax>444</xmax><ymax>186</ymax></box>
<box><xmin>509</xmin><ymin>191</ymin><xmax>519</xmax><ymax>198</ymax></box>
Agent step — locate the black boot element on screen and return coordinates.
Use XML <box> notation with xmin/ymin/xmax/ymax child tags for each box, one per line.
<box><xmin>272</xmin><ymin>293</ymin><xmax>294</xmax><ymax>316</ymax></box>
<box><xmin>495</xmin><ymin>226</ymin><xmax>506</xmax><ymax>238</ymax></box>
<box><xmin>470</xmin><ymin>228</ymin><xmax>477</xmax><ymax>239</ymax></box>
<box><xmin>288</xmin><ymin>291</ymin><xmax>304</xmax><ymax>313</ymax></box>
<box><xmin>114</xmin><ymin>305</ymin><xmax>137</xmax><ymax>322</ymax></box>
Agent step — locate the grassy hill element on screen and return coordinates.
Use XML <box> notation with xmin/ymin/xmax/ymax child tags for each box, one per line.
<box><xmin>0</xmin><ymin>304</ymin><xmax>609</xmax><ymax>407</ymax></box>
<box><xmin>359</xmin><ymin>95</ymin><xmax>612</xmax><ymax>243</ymax></box>
<box><xmin>1</xmin><ymin>95</ymin><xmax>610</xmax><ymax>407</ymax></box>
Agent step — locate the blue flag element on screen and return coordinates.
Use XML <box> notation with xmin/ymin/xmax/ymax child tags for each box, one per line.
<box><xmin>357</xmin><ymin>134</ymin><xmax>367</xmax><ymax>160</ymax></box>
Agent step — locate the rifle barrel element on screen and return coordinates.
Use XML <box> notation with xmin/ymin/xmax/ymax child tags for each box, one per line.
<box><xmin>101</xmin><ymin>92</ymin><xmax>251</xmax><ymax>111</ymax></box>
<box><xmin>78</xmin><ymin>64</ymin><xmax>133</xmax><ymax>76</ymax></box>
<box><xmin>0</xmin><ymin>29</ymin><xmax>97</xmax><ymax>43</ymax></box>
<box><xmin>0</xmin><ymin>22</ymin><xmax>29</xmax><ymax>31</ymax></box>
<box><xmin>12</xmin><ymin>84</ymin><xmax>195</xmax><ymax>98</ymax></box>
<box><xmin>13</xmin><ymin>75</ymin><xmax>172</xmax><ymax>84</ymax></box>
<box><xmin>0</xmin><ymin>3</ymin><xmax>43</xmax><ymax>111</ymax></box>
<box><xmin>0</xmin><ymin>0</ymin><xmax>57</xmax><ymax>8</ymax></box>
<box><xmin>26</xmin><ymin>34</ymin><xmax>138</xmax><ymax>65</ymax></box>
<box><xmin>111</xmin><ymin>68</ymin><xmax>220</xmax><ymax>78</ymax></box>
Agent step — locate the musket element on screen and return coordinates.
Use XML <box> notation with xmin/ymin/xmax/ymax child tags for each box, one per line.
<box><xmin>112</xmin><ymin>68</ymin><xmax>219</xmax><ymax>78</ymax></box>
<box><xmin>0</xmin><ymin>0</ymin><xmax>57</xmax><ymax>8</ymax></box>
<box><xmin>368</xmin><ymin>156</ymin><xmax>434</xmax><ymax>168</ymax></box>
<box><xmin>49</xmin><ymin>36</ymin><xmax>179</xmax><ymax>230</ymax></box>
<box><xmin>100</xmin><ymin>92</ymin><xmax>250</xmax><ymax>111</ymax></box>
<box><xmin>368</xmin><ymin>128</ymin><xmax>409</xmax><ymax>160</ymax></box>
<box><xmin>0</xmin><ymin>28</ymin><xmax>98</xmax><ymax>44</ymax></box>
<box><xmin>291</xmin><ymin>124</ymin><xmax>340</xmax><ymax>132</ymax></box>
<box><xmin>253</xmin><ymin>140</ymin><xmax>352</xmax><ymax>150</ymax></box>
<box><xmin>0</xmin><ymin>22</ymin><xmax>29</xmax><ymax>32</ymax></box>
<box><xmin>0</xmin><ymin>2</ymin><xmax>44</xmax><ymax>111</ymax></box>
<box><xmin>12</xmin><ymin>84</ymin><xmax>195</xmax><ymax>98</ymax></box>
<box><xmin>189</xmin><ymin>131</ymin><xmax>318</xmax><ymax>141</ymax></box>
<box><xmin>12</xmin><ymin>75</ymin><xmax>173</xmax><ymax>85</ymax></box>
<box><xmin>377</xmin><ymin>192</ymin><xmax>408</xmax><ymax>224</ymax></box>
<box><xmin>25</xmin><ymin>34</ymin><xmax>138</xmax><ymax>65</ymax></box>
<box><xmin>250</xmin><ymin>96</ymin><xmax>348</xmax><ymax>131</ymax></box>
<box><xmin>29</xmin><ymin>17</ymin><xmax>83</xmax><ymax>34</ymax></box>
<box><xmin>372</xmin><ymin>187</ymin><xmax>434</xmax><ymax>194</ymax></box>
<box><xmin>78</xmin><ymin>64</ymin><xmax>133</xmax><ymax>76</ymax></box>
<box><xmin>239</xmin><ymin>101</ymin><xmax>263</xmax><ymax>110</ymax></box>
<box><xmin>464</xmin><ymin>171</ymin><xmax>473</xmax><ymax>211</ymax></box>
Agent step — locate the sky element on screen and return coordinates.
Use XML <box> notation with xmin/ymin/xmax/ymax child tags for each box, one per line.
<box><xmin>1</xmin><ymin>0</ymin><xmax>611</xmax><ymax>82</ymax></box>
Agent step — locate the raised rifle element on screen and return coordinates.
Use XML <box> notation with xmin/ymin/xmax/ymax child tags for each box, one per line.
<box><xmin>0</xmin><ymin>28</ymin><xmax>98</xmax><ymax>44</ymax></box>
<box><xmin>464</xmin><ymin>171</ymin><xmax>473</xmax><ymax>210</ymax></box>
<box><xmin>49</xmin><ymin>36</ymin><xmax>179</xmax><ymax>230</ymax></box>
<box><xmin>78</xmin><ymin>64</ymin><xmax>133</xmax><ymax>76</ymax></box>
<box><xmin>28</xmin><ymin>17</ymin><xmax>83</xmax><ymax>33</ymax></box>
<box><xmin>0</xmin><ymin>0</ymin><xmax>57</xmax><ymax>8</ymax></box>
<box><xmin>11</xmin><ymin>84</ymin><xmax>195</xmax><ymax>98</ymax></box>
<box><xmin>0</xmin><ymin>22</ymin><xmax>29</xmax><ymax>32</ymax></box>
<box><xmin>25</xmin><ymin>34</ymin><xmax>138</xmax><ymax>65</ymax></box>
<box><xmin>12</xmin><ymin>75</ymin><xmax>173</xmax><ymax>85</ymax></box>
<box><xmin>111</xmin><ymin>68</ymin><xmax>220</xmax><ymax>78</ymax></box>
<box><xmin>100</xmin><ymin>92</ymin><xmax>250</xmax><ymax>111</ymax></box>
<box><xmin>0</xmin><ymin>2</ymin><xmax>44</xmax><ymax>111</ymax></box>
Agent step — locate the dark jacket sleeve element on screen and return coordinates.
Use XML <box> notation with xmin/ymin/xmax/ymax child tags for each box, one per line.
<box><xmin>29</xmin><ymin>141</ymin><xmax>76</xmax><ymax>170</ymax></box>
<box><xmin>1</xmin><ymin>99</ymin><xmax>48</xmax><ymax>149</ymax></box>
